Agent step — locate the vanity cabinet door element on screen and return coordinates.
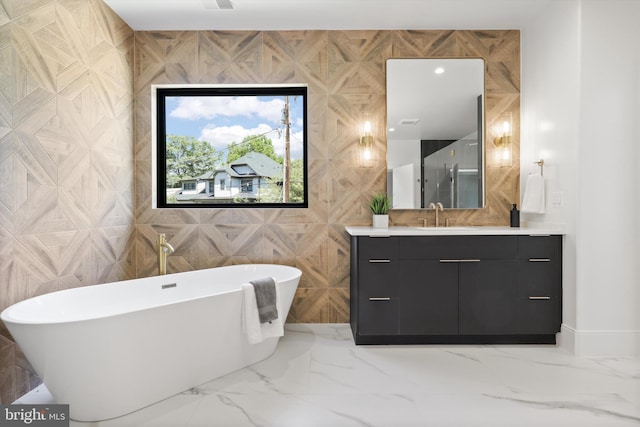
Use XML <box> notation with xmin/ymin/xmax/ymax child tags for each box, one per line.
<box><xmin>398</xmin><ymin>260</ymin><xmax>458</xmax><ymax>335</ymax></box>
<box><xmin>458</xmin><ymin>260</ymin><xmax>518</xmax><ymax>334</ymax></box>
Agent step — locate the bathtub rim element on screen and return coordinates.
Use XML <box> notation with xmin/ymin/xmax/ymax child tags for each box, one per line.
<box><xmin>1</xmin><ymin>264</ymin><xmax>302</xmax><ymax>326</ymax></box>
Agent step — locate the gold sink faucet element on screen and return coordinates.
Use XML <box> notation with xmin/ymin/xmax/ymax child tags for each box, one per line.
<box><xmin>157</xmin><ymin>233</ymin><xmax>175</xmax><ymax>275</ymax></box>
<box><xmin>428</xmin><ymin>202</ymin><xmax>444</xmax><ymax>227</ymax></box>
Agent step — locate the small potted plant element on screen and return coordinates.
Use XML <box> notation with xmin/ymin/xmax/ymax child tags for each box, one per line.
<box><xmin>369</xmin><ymin>193</ymin><xmax>391</xmax><ymax>228</ymax></box>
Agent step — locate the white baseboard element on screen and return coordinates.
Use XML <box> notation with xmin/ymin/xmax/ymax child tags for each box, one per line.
<box><xmin>559</xmin><ymin>324</ymin><xmax>640</xmax><ymax>358</ymax></box>
<box><xmin>558</xmin><ymin>324</ymin><xmax>576</xmax><ymax>353</ymax></box>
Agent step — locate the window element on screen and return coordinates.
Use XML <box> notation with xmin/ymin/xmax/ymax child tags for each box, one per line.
<box><xmin>153</xmin><ymin>84</ymin><xmax>308</xmax><ymax>208</ymax></box>
<box><xmin>241</xmin><ymin>178</ymin><xmax>253</xmax><ymax>193</ymax></box>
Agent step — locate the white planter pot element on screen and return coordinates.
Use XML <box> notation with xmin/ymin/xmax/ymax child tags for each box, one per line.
<box><xmin>372</xmin><ymin>214</ymin><xmax>389</xmax><ymax>228</ymax></box>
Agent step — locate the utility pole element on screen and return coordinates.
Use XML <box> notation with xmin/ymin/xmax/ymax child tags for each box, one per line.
<box><xmin>283</xmin><ymin>96</ymin><xmax>291</xmax><ymax>202</ymax></box>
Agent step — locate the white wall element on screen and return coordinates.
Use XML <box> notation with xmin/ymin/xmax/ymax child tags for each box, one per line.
<box><xmin>577</xmin><ymin>0</ymin><xmax>640</xmax><ymax>357</ymax></box>
<box><xmin>522</xmin><ymin>0</ymin><xmax>640</xmax><ymax>357</ymax></box>
<box><xmin>388</xmin><ymin>139</ymin><xmax>421</xmax><ymax>208</ymax></box>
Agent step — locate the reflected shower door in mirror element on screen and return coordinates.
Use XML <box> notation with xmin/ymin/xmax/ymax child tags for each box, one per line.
<box><xmin>386</xmin><ymin>58</ymin><xmax>485</xmax><ymax>209</ymax></box>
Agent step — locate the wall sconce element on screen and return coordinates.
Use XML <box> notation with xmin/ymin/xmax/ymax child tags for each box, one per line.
<box><xmin>493</xmin><ymin>112</ymin><xmax>512</xmax><ymax>167</ymax></box>
<box><xmin>359</xmin><ymin>120</ymin><xmax>375</xmax><ymax>167</ymax></box>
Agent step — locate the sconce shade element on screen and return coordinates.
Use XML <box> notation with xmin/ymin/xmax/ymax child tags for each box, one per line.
<box><xmin>493</xmin><ymin>112</ymin><xmax>513</xmax><ymax>167</ymax></box>
<box><xmin>358</xmin><ymin>120</ymin><xmax>375</xmax><ymax>167</ymax></box>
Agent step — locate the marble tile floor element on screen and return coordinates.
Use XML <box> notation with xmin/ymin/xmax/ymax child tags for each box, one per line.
<box><xmin>20</xmin><ymin>324</ymin><xmax>640</xmax><ymax>426</ymax></box>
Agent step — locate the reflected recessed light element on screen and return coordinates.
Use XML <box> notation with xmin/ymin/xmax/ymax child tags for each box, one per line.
<box><xmin>434</xmin><ymin>67</ymin><xmax>445</xmax><ymax>74</ymax></box>
<box><xmin>389</xmin><ymin>128</ymin><xmax>395</xmax><ymax>132</ymax></box>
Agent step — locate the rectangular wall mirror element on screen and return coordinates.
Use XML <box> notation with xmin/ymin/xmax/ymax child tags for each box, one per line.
<box><xmin>386</xmin><ymin>58</ymin><xmax>485</xmax><ymax>209</ymax></box>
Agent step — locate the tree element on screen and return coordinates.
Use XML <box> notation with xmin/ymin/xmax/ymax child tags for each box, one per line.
<box><xmin>165</xmin><ymin>135</ymin><xmax>221</xmax><ymax>188</ymax></box>
<box><xmin>288</xmin><ymin>159</ymin><xmax>305</xmax><ymax>202</ymax></box>
<box><xmin>226</xmin><ymin>134</ymin><xmax>282</xmax><ymax>164</ymax></box>
<box><xmin>259</xmin><ymin>159</ymin><xmax>305</xmax><ymax>203</ymax></box>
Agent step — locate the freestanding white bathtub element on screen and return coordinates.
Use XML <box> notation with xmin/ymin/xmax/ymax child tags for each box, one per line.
<box><xmin>1</xmin><ymin>264</ymin><xmax>301</xmax><ymax>422</ymax></box>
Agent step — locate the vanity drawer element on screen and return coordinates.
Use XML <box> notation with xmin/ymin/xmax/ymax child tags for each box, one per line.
<box><xmin>518</xmin><ymin>260</ymin><xmax>560</xmax><ymax>297</ymax></box>
<box><xmin>359</xmin><ymin>261</ymin><xmax>399</xmax><ymax>297</ymax></box>
<box><xmin>354</xmin><ymin>236</ymin><xmax>399</xmax><ymax>296</ymax></box>
<box><xmin>357</xmin><ymin>236</ymin><xmax>397</xmax><ymax>261</ymax></box>
<box><xmin>518</xmin><ymin>235</ymin><xmax>561</xmax><ymax>260</ymax></box>
<box><xmin>398</xmin><ymin>236</ymin><xmax>517</xmax><ymax>260</ymax></box>
<box><xmin>358</xmin><ymin>297</ymin><xmax>399</xmax><ymax>335</ymax></box>
<box><xmin>517</xmin><ymin>297</ymin><xmax>561</xmax><ymax>335</ymax></box>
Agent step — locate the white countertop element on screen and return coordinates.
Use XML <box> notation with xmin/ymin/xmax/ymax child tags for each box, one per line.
<box><xmin>345</xmin><ymin>224</ymin><xmax>565</xmax><ymax>236</ymax></box>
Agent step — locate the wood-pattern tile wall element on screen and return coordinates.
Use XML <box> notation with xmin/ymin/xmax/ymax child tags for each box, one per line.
<box><xmin>0</xmin><ymin>0</ymin><xmax>134</xmax><ymax>403</ymax></box>
<box><xmin>134</xmin><ymin>30</ymin><xmax>520</xmax><ymax>323</ymax></box>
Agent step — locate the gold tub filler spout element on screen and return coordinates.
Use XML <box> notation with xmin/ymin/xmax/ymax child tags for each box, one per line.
<box><xmin>157</xmin><ymin>233</ymin><xmax>175</xmax><ymax>275</ymax></box>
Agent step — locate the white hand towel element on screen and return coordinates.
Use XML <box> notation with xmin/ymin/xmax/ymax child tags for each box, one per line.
<box><xmin>521</xmin><ymin>173</ymin><xmax>546</xmax><ymax>214</ymax></box>
<box><xmin>241</xmin><ymin>282</ymin><xmax>284</xmax><ymax>344</ymax></box>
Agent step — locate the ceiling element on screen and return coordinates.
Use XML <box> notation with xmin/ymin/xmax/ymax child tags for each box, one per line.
<box><xmin>387</xmin><ymin>58</ymin><xmax>484</xmax><ymax>141</ymax></box>
<box><xmin>103</xmin><ymin>0</ymin><xmax>552</xmax><ymax>31</ymax></box>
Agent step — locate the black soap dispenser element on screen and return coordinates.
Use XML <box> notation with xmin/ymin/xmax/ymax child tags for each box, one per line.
<box><xmin>510</xmin><ymin>204</ymin><xmax>520</xmax><ymax>228</ymax></box>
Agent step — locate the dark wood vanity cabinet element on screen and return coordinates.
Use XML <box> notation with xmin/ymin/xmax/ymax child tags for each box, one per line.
<box><xmin>350</xmin><ymin>234</ymin><xmax>562</xmax><ymax>344</ymax></box>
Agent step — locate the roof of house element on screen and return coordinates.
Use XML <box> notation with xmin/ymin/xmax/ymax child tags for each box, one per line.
<box><xmin>181</xmin><ymin>152</ymin><xmax>283</xmax><ymax>182</ymax></box>
<box><xmin>180</xmin><ymin>172</ymin><xmax>213</xmax><ymax>182</ymax></box>
<box><xmin>225</xmin><ymin>152</ymin><xmax>283</xmax><ymax>179</ymax></box>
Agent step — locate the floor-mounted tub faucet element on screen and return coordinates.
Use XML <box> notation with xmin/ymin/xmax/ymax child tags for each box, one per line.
<box><xmin>428</xmin><ymin>202</ymin><xmax>444</xmax><ymax>227</ymax></box>
<box><xmin>157</xmin><ymin>233</ymin><xmax>175</xmax><ymax>275</ymax></box>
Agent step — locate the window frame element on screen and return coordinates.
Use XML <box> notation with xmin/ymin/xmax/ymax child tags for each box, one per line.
<box><xmin>152</xmin><ymin>84</ymin><xmax>309</xmax><ymax>209</ymax></box>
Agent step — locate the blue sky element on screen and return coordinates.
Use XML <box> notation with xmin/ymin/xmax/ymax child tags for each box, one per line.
<box><xmin>165</xmin><ymin>94</ymin><xmax>305</xmax><ymax>160</ymax></box>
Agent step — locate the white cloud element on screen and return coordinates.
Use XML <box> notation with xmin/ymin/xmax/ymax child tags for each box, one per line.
<box><xmin>200</xmin><ymin>123</ymin><xmax>304</xmax><ymax>160</ymax></box>
<box><xmin>170</xmin><ymin>96</ymin><xmax>284</xmax><ymax>123</ymax></box>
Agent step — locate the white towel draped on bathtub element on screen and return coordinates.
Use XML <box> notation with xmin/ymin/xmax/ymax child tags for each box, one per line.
<box><xmin>241</xmin><ymin>281</ymin><xmax>284</xmax><ymax>344</ymax></box>
<box><xmin>522</xmin><ymin>173</ymin><xmax>546</xmax><ymax>214</ymax></box>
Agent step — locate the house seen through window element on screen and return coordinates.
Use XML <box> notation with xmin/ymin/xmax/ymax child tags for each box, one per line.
<box><xmin>154</xmin><ymin>85</ymin><xmax>308</xmax><ymax>208</ymax></box>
